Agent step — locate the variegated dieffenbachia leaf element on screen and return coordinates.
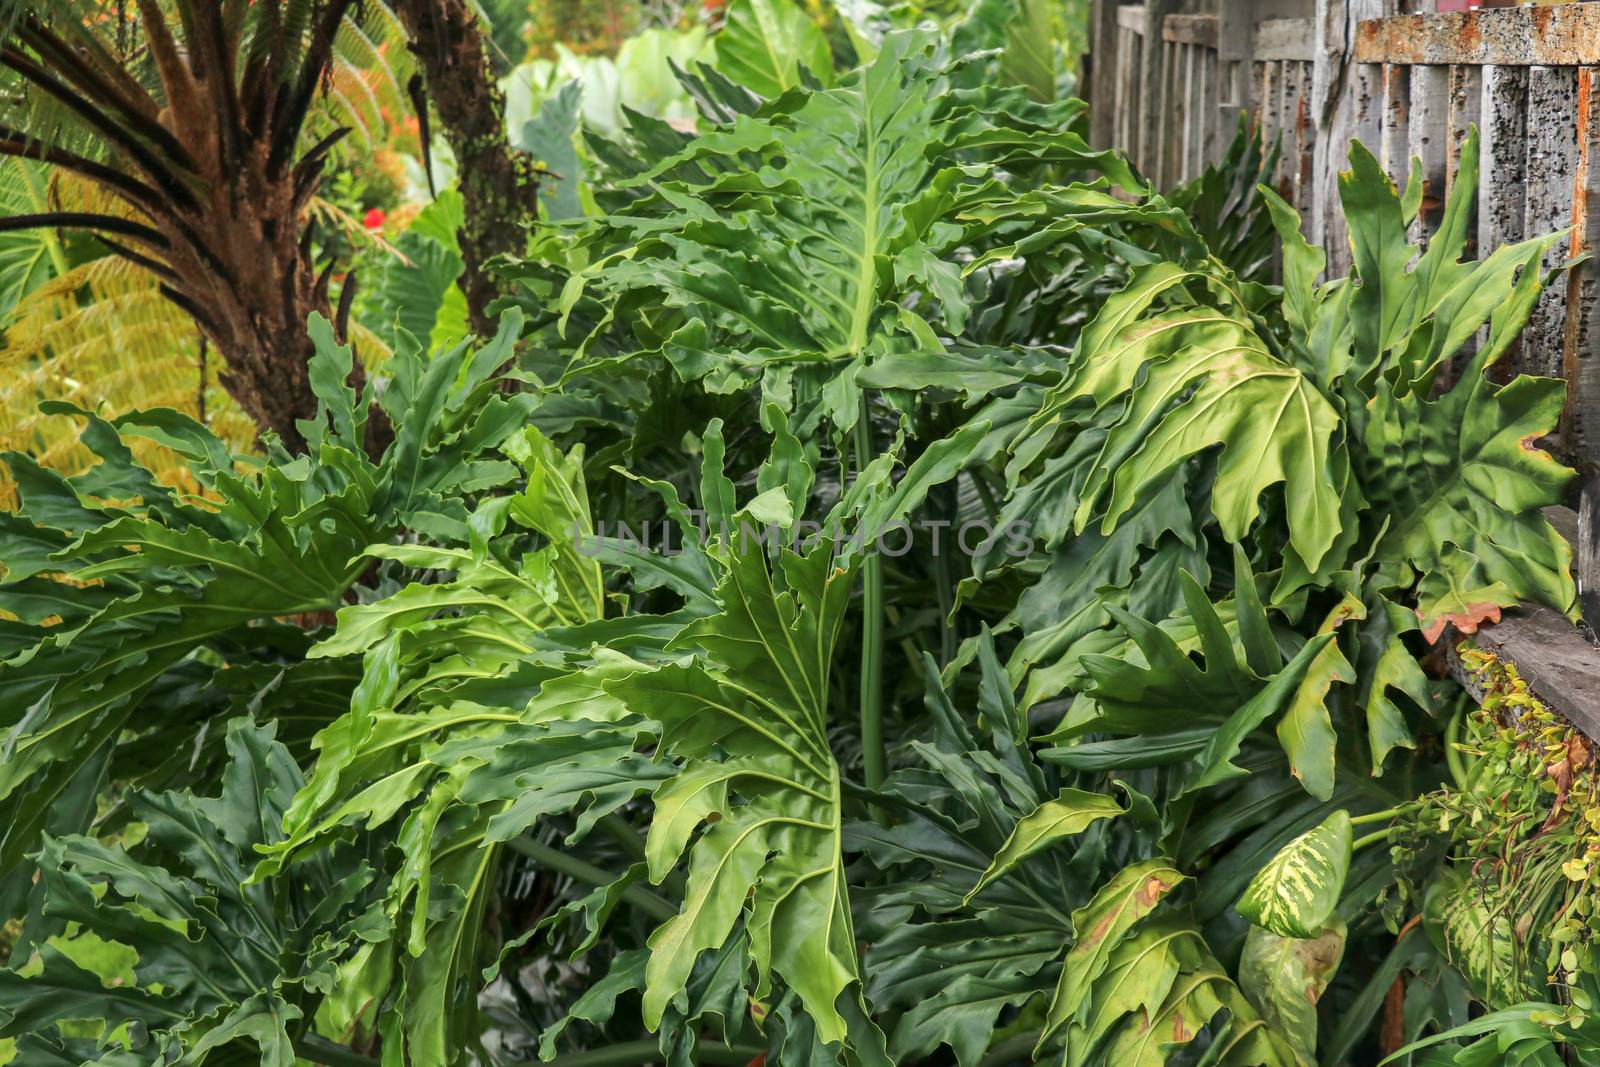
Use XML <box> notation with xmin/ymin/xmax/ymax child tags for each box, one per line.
<box><xmin>1237</xmin><ymin>809</ymin><xmax>1353</xmax><ymax>939</ymax></box>
<box><xmin>1424</xmin><ymin>868</ymin><xmax>1542</xmax><ymax>1010</ymax></box>
<box><xmin>1239</xmin><ymin>919</ymin><xmax>1347</xmax><ymax>1063</ymax></box>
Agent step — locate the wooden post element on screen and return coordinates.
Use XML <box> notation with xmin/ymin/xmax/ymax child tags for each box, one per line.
<box><xmin>1312</xmin><ymin>0</ymin><xmax>1397</xmax><ymax>277</ymax></box>
<box><xmin>1089</xmin><ymin>0</ymin><xmax>1120</xmax><ymax>150</ymax></box>
<box><xmin>1137</xmin><ymin>1</ymin><xmax>1177</xmax><ymax>174</ymax></box>
<box><xmin>1524</xmin><ymin>66</ymin><xmax>1580</xmax><ymax>382</ymax></box>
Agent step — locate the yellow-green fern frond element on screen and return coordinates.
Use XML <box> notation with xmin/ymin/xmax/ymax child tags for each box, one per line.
<box><xmin>0</xmin><ymin>255</ymin><xmax>259</xmax><ymax>507</ymax></box>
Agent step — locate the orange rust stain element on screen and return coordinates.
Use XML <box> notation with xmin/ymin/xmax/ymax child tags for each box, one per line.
<box><xmin>1571</xmin><ymin>73</ymin><xmax>1593</xmax><ymax>254</ymax></box>
<box><xmin>1457</xmin><ymin>13</ymin><xmax>1482</xmax><ymax>55</ymax></box>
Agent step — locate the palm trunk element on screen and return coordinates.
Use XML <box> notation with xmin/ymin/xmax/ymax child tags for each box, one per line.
<box><xmin>391</xmin><ymin>0</ymin><xmax>540</xmax><ymax>337</ymax></box>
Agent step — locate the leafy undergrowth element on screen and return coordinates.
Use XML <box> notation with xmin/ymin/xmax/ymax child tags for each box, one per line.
<box><xmin>0</xmin><ymin>5</ymin><xmax>1592</xmax><ymax>1067</ymax></box>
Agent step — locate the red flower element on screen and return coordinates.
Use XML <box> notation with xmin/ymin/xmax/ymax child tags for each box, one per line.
<box><xmin>363</xmin><ymin>207</ymin><xmax>386</xmax><ymax>231</ymax></box>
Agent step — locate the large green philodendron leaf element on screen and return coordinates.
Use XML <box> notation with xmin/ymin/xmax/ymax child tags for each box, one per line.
<box><xmin>0</xmin><ymin>719</ymin><xmax>380</xmax><ymax>1065</ymax></box>
<box><xmin>1026</xmin><ymin>262</ymin><xmax>1346</xmax><ymax>571</ymax></box>
<box><xmin>1236</xmin><ymin>809</ymin><xmax>1352</xmax><ymax>939</ymax></box>
<box><xmin>963</xmin><ymin>787</ymin><xmax>1125</xmax><ymax>902</ymax></box>
<box><xmin>1043</xmin><ymin>859</ymin><xmax>1299</xmax><ymax>1066</ymax></box>
<box><xmin>1263</xmin><ymin>132</ymin><xmax>1577</xmax><ymax>634</ymax></box>
<box><xmin>245</xmin><ymin>426</ymin><xmax>612</xmax><ymax>1066</ymax></box>
<box><xmin>1049</xmin><ymin>552</ymin><xmax>1336</xmax><ymax>800</ymax></box>
<box><xmin>552</xmin><ymin>30</ymin><xmax>1138</xmax><ymax>432</ymax></box>
<box><xmin>254</xmin><ymin>418</ymin><xmax>978</xmax><ymax>1063</ymax></box>
<box><xmin>0</xmin><ymin>312</ymin><xmax>533</xmax><ymax>909</ymax></box>
<box><xmin>852</xmin><ymin>639</ymin><xmax>1149</xmax><ymax>1067</ymax></box>
<box><xmin>714</xmin><ymin>0</ymin><xmax>836</xmax><ymax>97</ymax></box>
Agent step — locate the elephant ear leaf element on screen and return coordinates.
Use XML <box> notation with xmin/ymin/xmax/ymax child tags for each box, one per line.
<box><xmin>714</xmin><ymin>0</ymin><xmax>835</xmax><ymax>97</ymax></box>
<box><xmin>1237</xmin><ymin>809</ymin><xmax>1352</xmax><ymax>939</ymax></box>
<box><xmin>964</xmin><ymin>788</ymin><xmax>1125</xmax><ymax>903</ymax></box>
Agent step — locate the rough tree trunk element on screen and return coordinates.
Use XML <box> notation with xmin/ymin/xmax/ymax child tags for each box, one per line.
<box><xmin>391</xmin><ymin>0</ymin><xmax>541</xmax><ymax>336</ymax></box>
<box><xmin>161</xmin><ymin>144</ymin><xmax>327</xmax><ymax>453</ymax></box>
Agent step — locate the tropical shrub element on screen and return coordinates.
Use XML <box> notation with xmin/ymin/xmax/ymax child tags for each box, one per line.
<box><xmin>0</xmin><ymin>5</ymin><xmax>1592</xmax><ymax>1067</ymax></box>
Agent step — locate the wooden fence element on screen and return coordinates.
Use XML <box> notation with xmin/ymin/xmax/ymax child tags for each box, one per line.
<box><xmin>1089</xmin><ymin>2</ymin><xmax>1600</xmax><ymax>460</ymax></box>
<box><xmin>1085</xmin><ymin>0</ymin><xmax>1600</xmax><ymax>728</ymax></box>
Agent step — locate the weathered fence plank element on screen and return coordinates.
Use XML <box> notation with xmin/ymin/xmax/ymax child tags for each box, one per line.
<box><xmin>1356</xmin><ymin>6</ymin><xmax>1600</xmax><ymax>67</ymax></box>
<box><xmin>1524</xmin><ymin>66</ymin><xmax>1580</xmax><ymax>382</ymax></box>
<box><xmin>1408</xmin><ymin>64</ymin><xmax>1448</xmax><ymax>240</ymax></box>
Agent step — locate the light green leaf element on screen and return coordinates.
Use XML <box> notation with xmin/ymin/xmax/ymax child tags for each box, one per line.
<box><xmin>1239</xmin><ymin>919</ymin><xmax>1347</xmax><ymax>1064</ymax></box>
<box><xmin>964</xmin><ymin>788</ymin><xmax>1125</xmax><ymax>903</ymax></box>
<box><xmin>1237</xmin><ymin>809</ymin><xmax>1353</xmax><ymax>939</ymax></box>
<box><xmin>1041</xmin><ymin>859</ymin><xmax>1186</xmax><ymax>1047</ymax></box>
<box><xmin>714</xmin><ymin>0</ymin><xmax>835</xmax><ymax>97</ymax></box>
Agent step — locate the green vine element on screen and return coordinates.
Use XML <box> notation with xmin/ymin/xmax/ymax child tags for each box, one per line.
<box><xmin>1396</xmin><ymin>647</ymin><xmax>1600</xmax><ymax>1002</ymax></box>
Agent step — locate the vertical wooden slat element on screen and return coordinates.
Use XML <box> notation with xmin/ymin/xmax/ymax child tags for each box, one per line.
<box><xmin>1181</xmin><ymin>42</ymin><xmax>1198</xmax><ymax>183</ymax></box>
<box><xmin>1283</xmin><ymin>60</ymin><xmax>1306</xmax><ymax>210</ymax></box>
<box><xmin>1408</xmin><ymin>65</ymin><xmax>1449</xmax><ymax>240</ymax></box>
<box><xmin>1478</xmin><ymin>63</ymin><xmax>1530</xmax><ymax>377</ymax></box>
<box><xmin>1313</xmin><ymin>0</ymin><xmax>1400</xmax><ymax>274</ymax></box>
<box><xmin>1089</xmin><ymin>0</ymin><xmax>1120</xmax><ymax>150</ymax></box>
<box><xmin>1355</xmin><ymin>64</ymin><xmax>1385</xmax><ymax>158</ymax></box>
<box><xmin>1161</xmin><ymin>38</ymin><xmax>1183</xmax><ymax>188</ymax></box>
<box><xmin>1564</xmin><ymin>68</ymin><xmax>1600</xmax><ymax>465</ymax></box>
<box><xmin>1566</xmin><ymin>70</ymin><xmax>1600</xmax><ymax>629</ymax></box>
<box><xmin>1260</xmin><ymin>60</ymin><xmax>1284</xmax><ymax>191</ymax></box>
<box><xmin>1524</xmin><ymin>66</ymin><xmax>1580</xmax><ymax>380</ymax></box>
<box><xmin>1295</xmin><ymin>61</ymin><xmax>1317</xmax><ymax>218</ymax></box>
<box><xmin>1119</xmin><ymin>25</ymin><xmax>1139</xmax><ymax>169</ymax></box>
<box><xmin>1445</xmin><ymin>64</ymin><xmax>1483</xmax><ymax>213</ymax></box>
<box><xmin>1137</xmin><ymin>2</ymin><xmax>1174</xmax><ymax>176</ymax></box>
<box><xmin>1381</xmin><ymin>63</ymin><xmax>1412</xmax><ymax>189</ymax></box>
<box><xmin>1480</xmin><ymin>65</ymin><xmax>1529</xmax><ymax>252</ymax></box>
<box><xmin>1437</xmin><ymin>63</ymin><xmax>1485</xmax><ymax>392</ymax></box>
<box><xmin>1201</xmin><ymin>46</ymin><xmax>1220</xmax><ymax>174</ymax></box>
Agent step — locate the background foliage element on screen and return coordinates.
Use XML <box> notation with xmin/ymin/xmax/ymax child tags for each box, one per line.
<box><xmin>0</xmin><ymin>2</ymin><xmax>1593</xmax><ymax>1067</ymax></box>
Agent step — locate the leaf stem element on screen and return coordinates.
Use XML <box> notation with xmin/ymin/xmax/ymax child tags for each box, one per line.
<box><xmin>1444</xmin><ymin>705</ymin><xmax>1470</xmax><ymax>789</ymax></box>
<box><xmin>295</xmin><ymin>1036</ymin><xmax>378</xmax><ymax>1067</ymax></box>
<box><xmin>1352</xmin><ymin>828</ymin><xmax>1393</xmax><ymax>852</ymax></box>
<box><xmin>506</xmin><ymin>836</ymin><xmax>678</xmax><ymax>923</ymax></box>
<box><xmin>543</xmin><ymin>1038</ymin><xmax>766</xmax><ymax>1067</ymax></box>
<box><xmin>1350</xmin><ymin>806</ymin><xmax>1403</xmax><ymax>827</ymax></box>
<box><xmin>597</xmin><ymin>812</ymin><xmax>647</xmax><ymax>859</ymax></box>
<box><xmin>855</xmin><ymin>392</ymin><xmax>886</xmax><ymax>790</ymax></box>
<box><xmin>934</xmin><ymin>480</ymin><xmax>957</xmax><ymax>665</ymax></box>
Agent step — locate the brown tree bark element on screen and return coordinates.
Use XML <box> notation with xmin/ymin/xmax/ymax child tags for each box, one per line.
<box><xmin>390</xmin><ymin>0</ymin><xmax>541</xmax><ymax>337</ymax></box>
